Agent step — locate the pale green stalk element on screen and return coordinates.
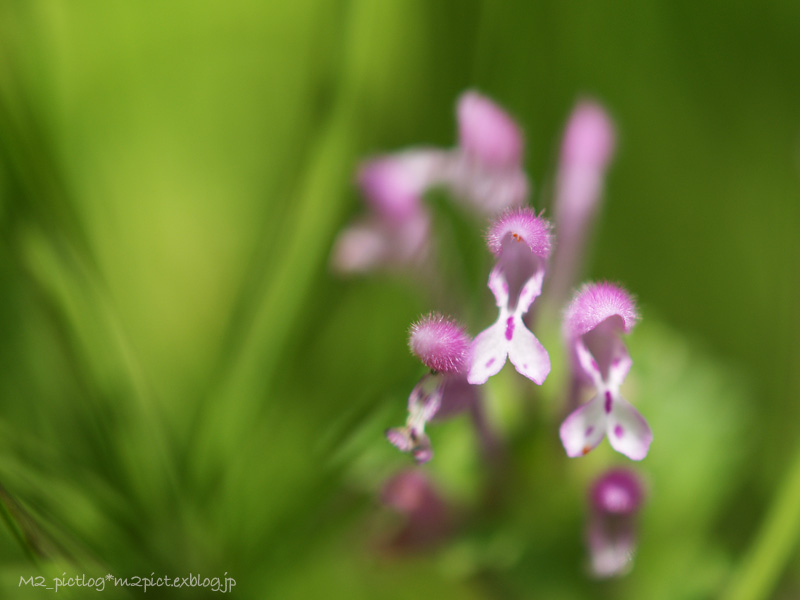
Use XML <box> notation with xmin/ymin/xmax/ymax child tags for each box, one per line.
<box><xmin>723</xmin><ymin>441</ymin><xmax>800</xmax><ymax>600</ymax></box>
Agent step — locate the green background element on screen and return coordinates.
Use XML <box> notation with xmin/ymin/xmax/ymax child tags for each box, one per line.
<box><xmin>1</xmin><ymin>1</ymin><xmax>799</xmax><ymax>598</ymax></box>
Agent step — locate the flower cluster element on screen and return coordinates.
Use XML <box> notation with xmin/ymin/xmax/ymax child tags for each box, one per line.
<box><xmin>332</xmin><ymin>92</ymin><xmax>528</xmax><ymax>274</ymax></box>
<box><xmin>333</xmin><ymin>91</ymin><xmax>651</xmax><ymax>574</ymax></box>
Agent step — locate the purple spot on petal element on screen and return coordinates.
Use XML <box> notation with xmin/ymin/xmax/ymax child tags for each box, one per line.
<box><xmin>505</xmin><ymin>316</ymin><xmax>515</xmax><ymax>341</ymax></box>
<box><xmin>585</xmin><ymin>426</ymin><xmax>594</xmax><ymax>437</ymax></box>
<box><xmin>591</xmin><ymin>359</ymin><xmax>599</xmax><ymax>371</ymax></box>
<box><xmin>604</xmin><ymin>391</ymin><xmax>612</xmax><ymax>414</ymax></box>
<box><xmin>612</xmin><ymin>357</ymin><xmax>621</xmax><ymax>367</ymax></box>
<box><xmin>486</xmin><ymin>357</ymin><xmax>496</xmax><ymax>368</ymax></box>
<box><xmin>614</xmin><ymin>425</ymin><xmax>624</xmax><ymax>438</ymax></box>
<box><xmin>522</xmin><ymin>364</ymin><xmax>528</xmax><ymax>369</ymax></box>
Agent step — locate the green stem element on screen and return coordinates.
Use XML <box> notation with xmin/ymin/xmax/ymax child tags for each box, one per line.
<box><xmin>723</xmin><ymin>441</ymin><xmax>800</xmax><ymax>600</ymax></box>
<box><xmin>0</xmin><ymin>484</ymin><xmax>42</xmax><ymax>565</ymax></box>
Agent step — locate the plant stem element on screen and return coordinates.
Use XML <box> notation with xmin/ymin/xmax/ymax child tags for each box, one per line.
<box><xmin>723</xmin><ymin>440</ymin><xmax>800</xmax><ymax>600</ymax></box>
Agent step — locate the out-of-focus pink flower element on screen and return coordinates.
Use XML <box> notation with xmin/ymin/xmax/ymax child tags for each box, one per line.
<box><xmin>358</xmin><ymin>150</ymin><xmax>448</xmax><ymax>221</ymax></box>
<box><xmin>457</xmin><ymin>91</ymin><xmax>524</xmax><ymax>169</ymax></box>
<box><xmin>442</xmin><ymin>91</ymin><xmax>529</xmax><ymax>214</ymax></box>
<box><xmin>332</xmin><ymin>91</ymin><xmax>530</xmax><ymax>275</ymax></box>
<box><xmin>548</xmin><ymin>101</ymin><xmax>616</xmax><ymax>302</ymax></box>
<box><xmin>468</xmin><ymin>209</ymin><xmax>552</xmax><ymax>385</ymax></box>
<box><xmin>586</xmin><ymin>468</ymin><xmax>645</xmax><ymax>578</ymax></box>
<box><xmin>387</xmin><ymin>314</ymin><xmax>476</xmax><ymax>463</ymax></box>
<box><xmin>380</xmin><ymin>469</ymin><xmax>452</xmax><ymax>551</ymax></box>
<box><xmin>332</xmin><ymin>151</ymin><xmax>444</xmax><ymax>275</ymax></box>
<box><xmin>331</xmin><ymin>210</ymin><xmax>431</xmax><ymax>274</ymax></box>
<box><xmin>559</xmin><ymin>283</ymin><xmax>652</xmax><ymax>460</ymax></box>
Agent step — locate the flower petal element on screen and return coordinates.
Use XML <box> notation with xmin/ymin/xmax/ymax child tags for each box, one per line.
<box><xmin>467</xmin><ymin>318</ymin><xmax>508</xmax><ymax>385</ymax></box>
<box><xmin>506</xmin><ymin>316</ymin><xmax>550</xmax><ymax>384</ymax></box>
<box><xmin>412</xmin><ymin>436</ymin><xmax>433</xmax><ymax>464</ymax></box>
<box><xmin>407</xmin><ymin>376</ymin><xmax>443</xmax><ymax>422</ymax></box>
<box><xmin>457</xmin><ymin>91</ymin><xmax>524</xmax><ymax>169</ymax></box>
<box><xmin>559</xmin><ymin>394</ymin><xmax>606</xmax><ymax>457</ymax></box>
<box><xmin>358</xmin><ymin>150</ymin><xmax>445</xmax><ymax>221</ymax></box>
<box><xmin>330</xmin><ymin>221</ymin><xmax>388</xmax><ymax>274</ymax></box>
<box><xmin>563</xmin><ymin>281</ymin><xmax>639</xmax><ymax>339</ymax></box>
<box><xmin>441</xmin><ymin>157</ymin><xmax>528</xmax><ymax>215</ymax></box>
<box><xmin>607</xmin><ymin>396</ymin><xmax>652</xmax><ymax>461</ymax></box>
<box><xmin>434</xmin><ymin>375</ymin><xmax>478</xmax><ymax>420</ymax></box>
<box><xmin>487</xmin><ymin>266</ymin><xmax>510</xmax><ymax>309</ymax></box>
<box><xmin>409</xmin><ymin>315</ymin><xmax>471</xmax><ymax>375</ymax></box>
<box><xmin>575</xmin><ymin>339</ymin><xmax>604</xmax><ymax>388</ymax></box>
<box><xmin>386</xmin><ymin>427</ymin><xmax>414</xmax><ymax>452</ymax></box>
<box><xmin>608</xmin><ymin>349</ymin><xmax>632</xmax><ymax>389</ymax></box>
<box><xmin>587</xmin><ymin>518</ymin><xmax>636</xmax><ymax>578</ymax></box>
<box><xmin>386</xmin><ymin>428</ymin><xmax>434</xmax><ymax>464</ymax></box>
<box><xmin>516</xmin><ymin>270</ymin><xmax>544</xmax><ymax>315</ymax></box>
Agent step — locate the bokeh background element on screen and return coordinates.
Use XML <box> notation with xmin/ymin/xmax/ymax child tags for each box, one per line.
<box><xmin>1</xmin><ymin>1</ymin><xmax>799</xmax><ymax>598</ymax></box>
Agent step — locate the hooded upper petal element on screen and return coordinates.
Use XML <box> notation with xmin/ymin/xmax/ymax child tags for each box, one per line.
<box><xmin>563</xmin><ymin>282</ymin><xmax>639</xmax><ymax>340</ymax></box>
<box><xmin>487</xmin><ymin>208</ymin><xmax>552</xmax><ymax>260</ymax></box>
<box><xmin>409</xmin><ymin>314</ymin><xmax>472</xmax><ymax>375</ymax></box>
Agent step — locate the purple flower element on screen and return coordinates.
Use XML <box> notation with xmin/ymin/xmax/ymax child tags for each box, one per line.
<box><xmin>548</xmin><ymin>101</ymin><xmax>616</xmax><ymax>302</ymax></box>
<box><xmin>331</xmin><ymin>210</ymin><xmax>431</xmax><ymax>274</ymax></box>
<box><xmin>332</xmin><ymin>91</ymin><xmax>528</xmax><ymax>274</ymax></box>
<box><xmin>387</xmin><ymin>314</ymin><xmax>476</xmax><ymax>463</ymax></box>
<box><xmin>331</xmin><ymin>151</ymin><xmax>445</xmax><ymax>274</ymax></box>
<box><xmin>559</xmin><ymin>282</ymin><xmax>652</xmax><ymax>460</ymax></box>
<box><xmin>358</xmin><ymin>150</ymin><xmax>447</xmax><ymax>221</ymax></box>
<box><xmin>467</xmin><ymin>209</ymin><xmax>552</xmax><ymax>385</ymax></box>
<box><xmin>380</xmin><ymin>469</ymin><xmax>452</xmax><ymax>551</ymax></box>
<box><xmin>442</xmin><ymin>91</ymin><xmax>529</xmax><ymax>214</ymax></box>
<box><xmin>586</xmin><ymin>468</ymin><xmax>645</xmax><ymax>577</ymax></box>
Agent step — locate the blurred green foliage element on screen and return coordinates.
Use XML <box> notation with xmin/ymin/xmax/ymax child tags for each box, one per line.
<box><xmin>1</xmin><ymin>1</ymin><xmax>799</xmax><ymax>598</ymax></box>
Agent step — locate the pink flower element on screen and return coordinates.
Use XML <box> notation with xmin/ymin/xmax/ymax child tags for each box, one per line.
<box><xmin>331</xmin><ymin>152</ymin><xmax>445</xmax><ymax>274</ymax></box>
<box><xmin>457</xmin><ymin>91</ymin><xmax>524</xmax><ymax>169</ymax></box>
<box><xmin>467</xmin><ymin>209</ymin><xmax>552</xmax><ymax>385</ymax></box>
<box><xmin>442</xmin><ymin>91</ymin><xmax>529</xmax><ymax>214</ymax></box>
<box><xmin>548</xmin><ymin>101</ymin><xmax>616</xmax><ymax>302</ymax></box>
<box><xmin>358</xmin><ymin>151</ymin><xmax>447</xmax><ymax>221</ymax></box>
<box><xmin>387</xmin><ymin>314</ymin><xmax>476</xmax><ymax>463</ymax></box>
<box><xmin>586</xmin><ymin>468</ymin><xmax>645</xmax><ymax>578</ymax></box>
<box><xmin>380</xmin><ymin>469</ymin><xmax>452</xmax><ymax>551</ymax></box>
<box><xmin>332</xmin><ymin>91</ymin><xmax>528</xmax><ymax>274</ymax></box>
<box><xmin>331</xmin><ymin>210</ymin><xmax>431</xmax><ymax>274</ymax></box>
<box><xmin>559</xmin><ymin>283</ymin><xmax>652</xmax><ymax>460</ymax></box>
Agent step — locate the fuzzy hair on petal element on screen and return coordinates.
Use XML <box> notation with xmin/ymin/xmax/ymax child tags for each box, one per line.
<box><xmin>486</xmin><ymin>207</ymin><xmax>552</xmax><ymax>259</ymax></box>
<box><xmin>563</xmin><ymin>281</ymin><xmax>639</xmax><ymax>339</ymax></box>
<box><xmin>409</xmin><ymin>313</ymin><xmax>472</xmax><ymax>374</ymax></box>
